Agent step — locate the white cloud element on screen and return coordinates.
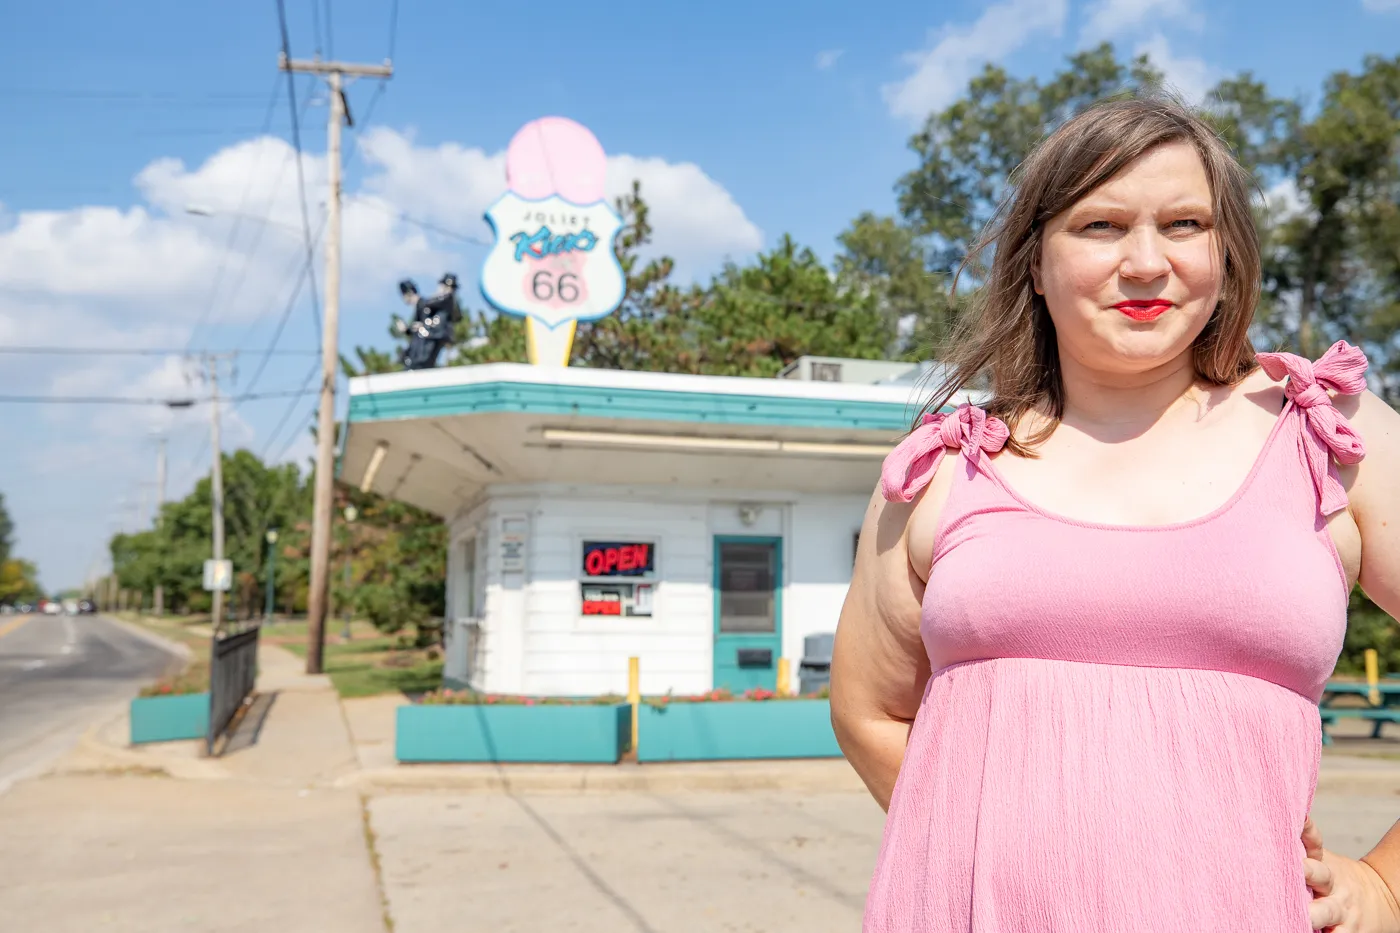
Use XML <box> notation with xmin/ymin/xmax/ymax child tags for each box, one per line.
<box><xmin>882</xmin><ymin>0</ymin><xmax>1070</xmax><ymax>122</ymax></box>
<box><xmin>1080</xmin><ymin>0</ymin><xmax>1203</xmax><ymax>43</ymax></box>
<box><xmin>1362</xmin><ymin>0</ymin><xmax>1400</xmax><ymax>10</ymax></box>
<box><xmin>1134</xmin><ymin>34</ymin><xmax>1217</xmax><ymax>104</ymax></box>
<box><xmin>815</xmin><ymin>49</ymin><xmax>844</xmax><ymax>70</ymax></box>
<box><xmin>357</xmin><ymin>127</ymin><xmax>763</xmax><ymax>275</ymax></box>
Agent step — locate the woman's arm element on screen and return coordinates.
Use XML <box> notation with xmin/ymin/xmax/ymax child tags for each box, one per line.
<box><xmin>830</xmin><ymin>487</ymin><xmax>933</xmax><ymax>812</ymax></box>
<box><xmin>1349</xmin><ymin>393</ymin><xmax>1400</xmax><ymax>899</ymax></box>
<box><xmin>1308</xmin><ymin>390</ymin><xmax>1400</xmax><ymax>930</ymax></box>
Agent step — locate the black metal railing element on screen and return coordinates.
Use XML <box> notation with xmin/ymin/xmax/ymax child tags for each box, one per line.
<box><xmin>207</xmin><ymin>624</ymin><xmax>260</xmax><ymax>755</ymax></box>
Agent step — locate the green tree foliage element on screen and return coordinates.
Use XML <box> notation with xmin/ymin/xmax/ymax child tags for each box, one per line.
<box><xmin>111</xmin><ymin>451</ymin><xmax>311</xmax><ymax>616</ymax></box>
<box><xmin>0</xmin><ymin>491</ymin><xmax>13</xmax><ymax>567</ymax></box>
<box><xmin>0</xmin><ymin>558</ymin><xmax>42</xmax><ymax>605</ymax></box>
<box><xmin>0</xmin><ymin>491</ymin><xmax>43</xmax><ymax>603</ymax></box>
<box><xmin>335</xmin><ymin>488</ymin><xmax>446</xmax><ymax>645</ymax></box>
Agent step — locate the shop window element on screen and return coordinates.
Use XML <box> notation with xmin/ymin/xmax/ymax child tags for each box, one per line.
<box><xmin>580</xmin><ymin>540</ymin><xmax>656</xmax><ymax>618</ymax></box>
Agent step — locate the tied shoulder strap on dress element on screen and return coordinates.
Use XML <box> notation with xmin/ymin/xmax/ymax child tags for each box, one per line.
<box><xmin>1256</xmin><ymin>340</ymin><xmax>1369</xmax><ymax>516</ymax></box>
<box><xmin>881</xmin><ymin>404</ymin><xmax>1010</xmax><ymax>503</ymax></box>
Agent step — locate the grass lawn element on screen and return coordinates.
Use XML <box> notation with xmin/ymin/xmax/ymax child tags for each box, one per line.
<box><xmin>120</xmin><ymin>613</ymin><xmax>212</xmax><ymax>696</ymax></box>
<box><xmin>265</xmin><ymin>623</ymin><xmax>443</xmax><ymax>699</ymax></box>
<box><xmin>120</xmin><ymin>614</ymin><xmax>442</xmax><ymax>700</ymax></box>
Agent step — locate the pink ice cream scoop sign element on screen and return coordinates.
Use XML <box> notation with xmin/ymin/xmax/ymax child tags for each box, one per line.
<box><xmin>480</xmin><ymin>117</ymin><xmax>625</xmax><ymax>365</ymax></box>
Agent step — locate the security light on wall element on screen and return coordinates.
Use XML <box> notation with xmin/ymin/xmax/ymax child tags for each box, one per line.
<box><xmin>738</xmin><ymin>504</ymin><xmax>762</xmax><ymax>526</ymax></box>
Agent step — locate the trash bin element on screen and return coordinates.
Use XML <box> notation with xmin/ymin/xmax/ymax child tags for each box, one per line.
<box><xmin>798</xmin><ymin>633</ymin><xmax>835</xmax><ymax>696</ymax></box>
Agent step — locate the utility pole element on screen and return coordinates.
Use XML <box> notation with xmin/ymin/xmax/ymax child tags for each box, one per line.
<box><xmin>205</xmin><ymin>354</ymin><xmax>233</xmax><ymax>634</ymax></box>
<box><xmin>280</xmin><ymin>53</ymin><xmax>392</xmax><ymax>674</ymax></box>
<box><xmin>154</xmin><ymin>437</ymin><xmax>166</xmax><ymax>616</ymax></box>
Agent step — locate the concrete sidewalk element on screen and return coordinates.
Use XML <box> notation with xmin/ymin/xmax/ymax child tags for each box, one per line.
<box><xmin>0</xmin><ymin>774</ymin><xmax>385</xmax><ymax>933</ymax></box>
<box><xmin>59</xmin><ymin>641</ymin><xmax>359</xmax><ymax>787</ymax></box>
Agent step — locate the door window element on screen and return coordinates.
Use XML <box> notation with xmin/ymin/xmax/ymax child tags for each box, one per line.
<box><xmin>717</xmin><ymin>542</ymin><xmax>776</xmax><ymax>633</ymax></box>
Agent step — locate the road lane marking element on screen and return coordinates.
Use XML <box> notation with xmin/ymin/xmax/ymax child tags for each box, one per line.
<box><xmin>0</xmin><ymin>616</ymin><xmax>31</xmax><ymax>640</ymax></box>
<box><xmin>20</xmin><ymin>660</ymin><xmax>45</xmax><ymax>671</ymax></box>
<box><xmin>62</xmin><ymin>614</ymin><xmax>76</xmax><ymax>650</ymax></box>
<box><xmin>61</xmin><ymin>644</ymin><xmax>75</xmax><ymax>655</ymax></box>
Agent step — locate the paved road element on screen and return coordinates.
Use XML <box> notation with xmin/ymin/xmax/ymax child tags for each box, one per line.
<box><xmin>0</xmin><ymin>613</ymin><xmax>176</xmax><ymax>793</ymax></box>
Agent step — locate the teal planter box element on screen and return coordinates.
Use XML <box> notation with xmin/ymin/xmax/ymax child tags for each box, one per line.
<box><xmin>638</xmin><ymin>699</ymin><xmax>842</xmax><ymax>762</ymax></box>
<box><xmin>130</xmin><ymin>692</ymin><xmax>209</xmax><ymax>744</ymax></box>
<box><xmin>396</xmin><ymin>703</ymin><xmax>631</xmax><ymax>763</ymax></box>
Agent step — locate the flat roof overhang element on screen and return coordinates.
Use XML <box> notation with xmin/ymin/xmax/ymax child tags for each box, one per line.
<box><xmin>342</xmin><ymin>364</ymin><xmax>961</xmax><ymax>516</ymax></box>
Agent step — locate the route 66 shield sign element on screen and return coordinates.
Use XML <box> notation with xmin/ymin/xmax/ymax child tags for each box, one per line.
<box><xmin>480</xmin><ymin>192</ymin><xmax>625</xmax><ymax>329</ymax></box>
<box><xmin>479</xmin><ymin>117</ymin><xmax>627</xmax><ymax>366</ymax></box>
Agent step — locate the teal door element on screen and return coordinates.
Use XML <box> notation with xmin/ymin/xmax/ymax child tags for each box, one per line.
<box><xmin>712</xmin><ymin>537</ymin><xmax>782</xmax><ymax>693</ymax></box>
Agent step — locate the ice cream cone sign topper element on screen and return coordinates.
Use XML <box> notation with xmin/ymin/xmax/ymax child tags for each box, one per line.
<box><xmin>480</xmin><ymin>117</ymin><xmax>625</xmax><ymax>366</ymax></box>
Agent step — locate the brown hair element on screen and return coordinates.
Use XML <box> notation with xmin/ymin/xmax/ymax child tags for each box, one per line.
<box><xmin>921</xmin><ymin>94</ymin><xmax>1262</xmax><ymax>454</ymax></box>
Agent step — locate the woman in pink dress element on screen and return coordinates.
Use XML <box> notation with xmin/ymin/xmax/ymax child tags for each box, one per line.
<box><xmin>831</xmin><ymin>95</ymin><xmax>1400</xmax><ymax>931</ymax></box>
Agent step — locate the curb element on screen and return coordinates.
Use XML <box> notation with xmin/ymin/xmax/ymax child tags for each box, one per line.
<box><xmin>336</xmin><ymin>758</ymin><xmax>869</xmax><ymax>795</ymax></box>
<box><xmin>102</xmin><ymin>615</ymin><xmax>193</xmax><ymax>661</ymax></box>
<box><xmin>55</xmin><ymin>707</ymin><xmax>233</xmax><ymax>782</ymax></box>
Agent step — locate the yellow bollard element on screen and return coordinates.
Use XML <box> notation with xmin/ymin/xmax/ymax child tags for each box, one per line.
<box><xmin>1366</xmin><ymin>648</ymin><xmax>1380</xmax><ymax>706</ymax></box>
<box><xmin>628</xmin><ymin>656</ymin><xmax>640</xmax><ymax>756</ymax></box>
<box><xmin>777</xmin><ymin>657</ymin><xmax>791</xmax><ymax>697</ymax></box>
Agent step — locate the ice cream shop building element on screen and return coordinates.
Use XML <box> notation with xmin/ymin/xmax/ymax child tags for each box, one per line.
<box><xmin>340</xmin><ymin>357</ymin><xmax>970</xmax><ymax>698</ymax></box>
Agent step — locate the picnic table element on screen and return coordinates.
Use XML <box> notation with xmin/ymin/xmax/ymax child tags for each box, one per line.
<box><xmin>1319</xmin><ymin>680</ymin><xmax>1400</xmax><ymax>744</ymax></box>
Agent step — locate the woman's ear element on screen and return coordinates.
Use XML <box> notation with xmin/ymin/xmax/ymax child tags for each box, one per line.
<box><xmin>1030</xmin><ymin>255</ymin><xmax>1043</xmax><ymax>296</ymax></box>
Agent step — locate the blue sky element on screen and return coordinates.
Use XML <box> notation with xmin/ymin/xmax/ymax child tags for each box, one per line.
<box><xmin>2</xmin><ymin>0</ymin><xmax>1398</xmax><ymax>590</ymax></box>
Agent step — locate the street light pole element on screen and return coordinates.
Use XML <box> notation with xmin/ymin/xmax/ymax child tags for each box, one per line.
<box><xmin>264</xmin><ymin>529</ymin><xmax>279</xmax><ymax>622</ymax></box>
<box><xmin>341</xmin><ymin>505</ymin><xmax>357</xmax><ymax>642</ymax></box>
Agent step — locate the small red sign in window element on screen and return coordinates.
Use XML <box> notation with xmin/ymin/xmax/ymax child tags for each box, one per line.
<box><xmin>582</xmin><ymin>599</ymin><xmax>623</xmax><ymax>616</ymax></box>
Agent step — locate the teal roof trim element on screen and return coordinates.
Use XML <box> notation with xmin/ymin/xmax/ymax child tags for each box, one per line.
<box><xmin>347</xmin><ymin>380</ymin><xmax>923</xmax><ymax>432</ymax></box>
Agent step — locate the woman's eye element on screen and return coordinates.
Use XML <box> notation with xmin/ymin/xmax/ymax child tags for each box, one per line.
<box><xmin>1082</xmin><ymin>220</ymin><xmax>1114</xmax><ymax>231</ymax></box>
<box><xmin>1168</xmin><ymin>219</ymin><xmax>1203</xmax><ymax>229</ymax></box>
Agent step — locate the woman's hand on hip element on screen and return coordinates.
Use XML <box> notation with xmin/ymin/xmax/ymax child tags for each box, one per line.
<box><xmin>1305</xmin><ymin>817</ymin><xmax>1400</xmax><ymax>932</ymax></box>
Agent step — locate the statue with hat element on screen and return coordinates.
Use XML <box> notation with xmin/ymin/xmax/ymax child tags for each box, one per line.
<box><xmin>394</xmin><ymin>273</ymin><xmax>462</xmax><ymax>370</ymax></box>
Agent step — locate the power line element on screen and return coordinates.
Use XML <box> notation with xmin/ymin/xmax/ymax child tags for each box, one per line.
<box><xmin>260</xmin><ymin>361</ymin><xmax>322</xmax><ymax>459</ymax></box>
<box><xmin>276</xmin><ymin>0</ymin><xmax>324</xmax><ymax>351</ymax></box>
<box><xmin>0</xmin><ymin>346</ymin><xmax>318</xmax><ymax>357</ymax></box>
<box><xmin>183</xmin><ymin>74</ymin><xmax>284</xmax><ymax>351</ymax></box>
<box><xmin>348</xmin><ymin>196</ymin><xmax>492</xmax><ymax>245</ymax></box>
<box><xmin>195</xmin><ymin>87</ymin><xmax>313</xmax><ymax>344</ymax></box>
<box><xmin>386</xmin><ymin>0</ymin><xmax>400</xmax><ymax>61</ymax></box>
<box><xmin>0</xmin><ymin>388</ymin><xmax>319</xmax><ymax>406</ymax></box>
<box><xmin>0</xmin><ymin>88</ymin><xmax>271</xmax><ymax>104</ymax></box>
<box><xmin>323</xmin><ymin>0</ymin><xmax>335</xmax><ymax>60</ymax></box>
<box><xmin>310</xmin><ymin>0</ymin><xmax>323</xmax><ymax>56</ymax></box>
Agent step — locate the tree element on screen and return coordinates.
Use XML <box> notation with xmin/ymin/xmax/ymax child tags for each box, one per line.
<box><xmin>111</xmin><ymin>450</ymin><xmax>311</xmax><ymax>616</ymax></box>
<box><xmin>1253</xmin><ymin>55</ymin><xmax>1400</xmax><ymax>399</ymax></box>
<box><xmin>0</xmin><ymin>492</ymin><xmax>13</xmax><ymax>567</ymax></box>
<box><xmin>0</xmin><ymin>559</ymin><xmax>41</xmax><ymax>605</ymax></box>
<box><xmin>694</xmin><ymin>234</ymin><xmax>892</xmax><ymax>376</ymax></box>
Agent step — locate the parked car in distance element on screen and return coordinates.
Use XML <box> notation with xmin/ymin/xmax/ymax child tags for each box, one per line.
<box><xmin>41</xmin><ymin>600</ymin><xmax>62</xmax><ymax>616</ymax></box>
<box><xmin>77</xmin><ymin>599</ymin><xmax>96</xmax><ymax>614</ymax></box>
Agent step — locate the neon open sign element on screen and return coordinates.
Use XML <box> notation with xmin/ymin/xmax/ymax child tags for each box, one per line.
<box><xmin>582</xmin><ymin>542</ymin><xmax>654</xmax><ymax>577</ymax></box>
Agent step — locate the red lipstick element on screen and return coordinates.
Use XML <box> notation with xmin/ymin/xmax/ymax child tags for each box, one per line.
<box><xmin>1114</xmin><ymin>300</ymin><xmax>1172</xmax><ymax>322</ymax></box>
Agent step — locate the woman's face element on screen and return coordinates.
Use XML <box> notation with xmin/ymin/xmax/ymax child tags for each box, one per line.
<box><xmin>1034</xmin><ymin>141</ymin><xmax>1223</xmax><ymax>377</ymax></box>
